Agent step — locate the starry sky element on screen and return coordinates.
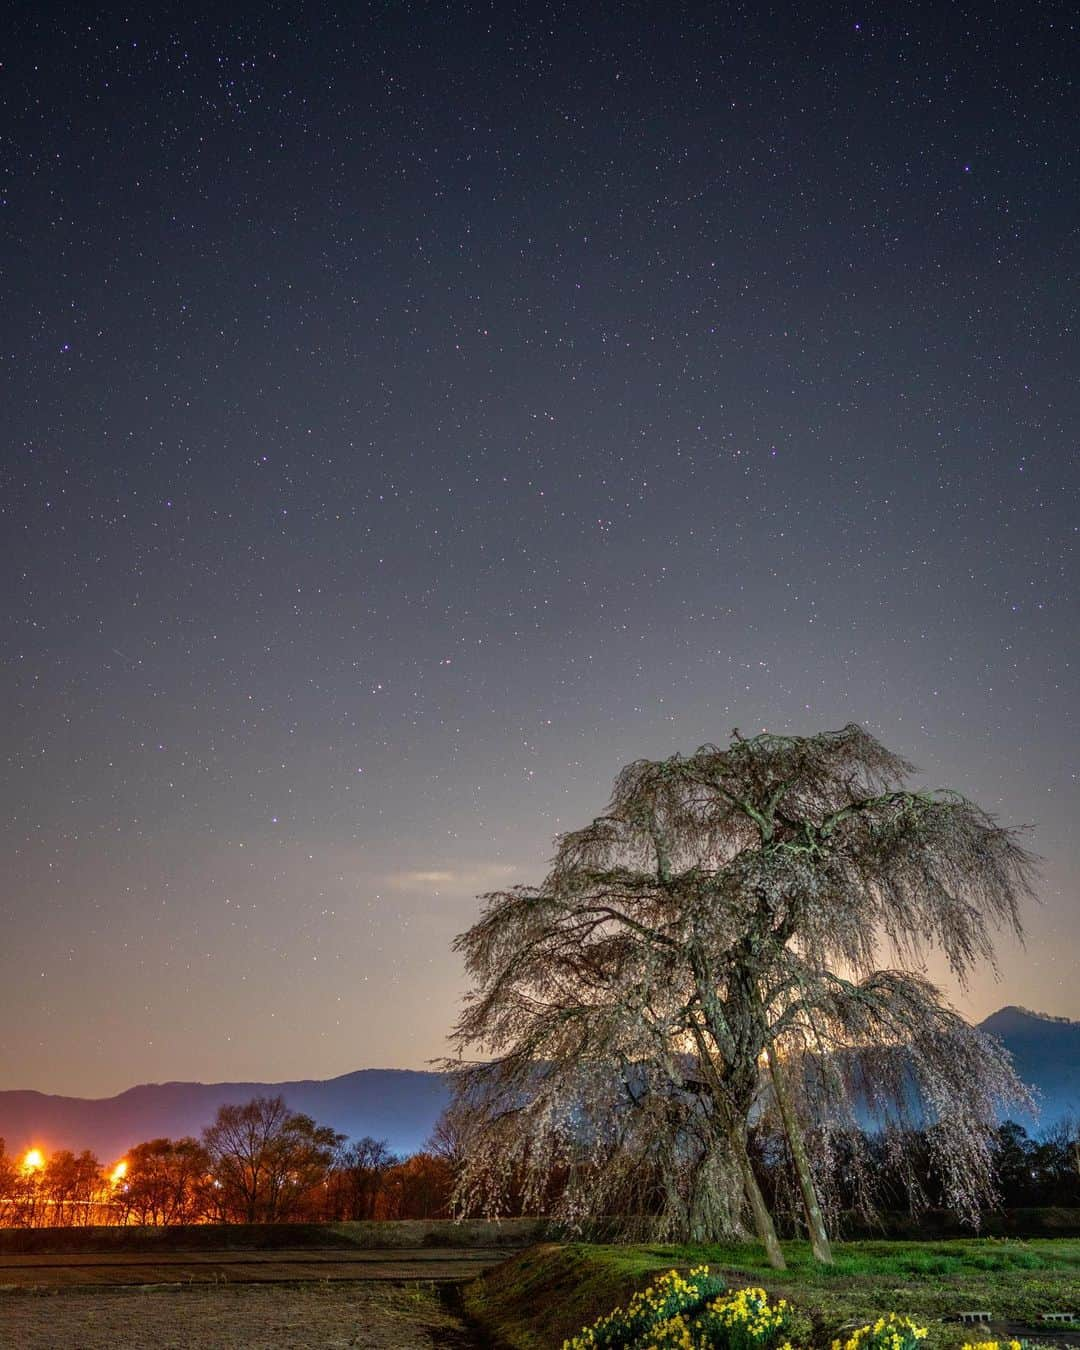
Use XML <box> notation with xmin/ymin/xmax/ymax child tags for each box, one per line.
<box><xmin>3</xmin><ymin>1</ymin><xmax>1077</xmax><ymax>1098</ymax></box>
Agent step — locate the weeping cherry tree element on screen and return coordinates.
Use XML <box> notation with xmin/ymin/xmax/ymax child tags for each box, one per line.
<box><xmin>446</xmin><ymin>725</ymin><xmax>1036</xmax><ymax>1265</ymax></box>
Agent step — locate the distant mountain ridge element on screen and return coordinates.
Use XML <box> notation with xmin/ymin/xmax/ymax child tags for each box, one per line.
<box><xmin>0</xmin><ymin>1069</ymin><xmax>449</xmax><ymax>1163</ymax></box>
<box><xmin>0</xmin><ymin>1007</ymin><xmax>1075</xmax><ymax>1164</ymax></box>
<box><xmin>978</xmin><ymin>1006</ymin><xmax>1080</xmax><ymax>1126</ymax></box>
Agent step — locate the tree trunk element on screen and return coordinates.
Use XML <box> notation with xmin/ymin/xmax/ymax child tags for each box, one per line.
<box><xmin>766</xmin><ymin>1044</ymin><xmax>832</xmax><ymax>1265</ymax></box>
<box><xmin>685</xmin><ymin>1013</ymin><xmax>786</xmax><ymax>1265</ymax></box>
<box><xmin>686</xmin><ymin>1143</ymin><xmax>744</xmax><ymax>1243</ymax></box>
<box><xmin>728</xmin><ymin>1121</ymin><xmax>786</xmax><ymax>1269</ymax></box>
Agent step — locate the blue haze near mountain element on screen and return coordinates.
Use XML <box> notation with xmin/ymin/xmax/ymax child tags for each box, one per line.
<box><xmin>980</xmin><ymin>1006</ymin><xmax>1080</xmax><ymax>1128</ymax></box>
<box><xmin>0</xmin><ymin>1008</ymin><xmax>1074</xmax><ymax>1163</ymax></box>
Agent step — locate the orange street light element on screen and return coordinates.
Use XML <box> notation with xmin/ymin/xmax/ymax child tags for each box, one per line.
<box><xmin>22</xmin><ymin>1148</ymin><xmax>44</xmax><ymax>1172</ymax></box>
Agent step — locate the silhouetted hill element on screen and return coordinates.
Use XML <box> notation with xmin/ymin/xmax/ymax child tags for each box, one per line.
<box><xmin>0</xmin><ymin>1069</ymin><xmax>449</xmax><ymax>1163</ymax></box>
<box><xmin>978</xmin><ymin>1006</ymin><xmax>1080</xmax><ymax>1126</ymax></box>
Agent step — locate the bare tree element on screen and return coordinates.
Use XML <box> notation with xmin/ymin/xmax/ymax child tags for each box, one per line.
<box><xmin>0</xmin><ymin>1142</ymin><xmax>19</xmax><ymax>1227</ymax></box>
<box><xmin>447</xmin><ymin>725</ymin><xmax>1036</xmax><ymax>1264</ymax></box>
<box><xmin>379</xmin><ymin>1153</ymin><xmax>455</xmax><ymax>1219</ymax></box>
<box><xmin>40</xmin><ymin>1149</ymin><xmax>103</xmax><ymax>1227</ymax></box>
<box><xmin>202</xmin><ymin>1096</ymin><xmax>343</xmax><ymax>1223</ymax></box>
<box><xmin>428</xmin><ymin>1106</ymin><xmax>469</xmax><ymax>1170</ymax></box>
<box><xmin>329</xmin><ymin>1137</ymin><xmax>398</xmax><ymax>1220</ymax></box>
<box><xmin>118</xmin><ymin>1138</ymin><xmax>213</xmax><ymax>1226</ymax></box>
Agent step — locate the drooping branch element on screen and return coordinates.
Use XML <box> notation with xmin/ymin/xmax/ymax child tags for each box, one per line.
<box><xmin>446</xmin><ymin>725</ymin><xmax>1038</xmax><ymax>1250</ymax></box>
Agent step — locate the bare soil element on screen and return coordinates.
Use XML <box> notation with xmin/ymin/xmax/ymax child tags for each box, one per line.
<box><xmin>0</xmin><ymin>1246</ymin><xmax>505</xmax><ymax>1288</ymax></box>
<box><xmin>0</xmin><ymin>1281</ymin><xmax>479</xmax><ymax>1348</ymax></box>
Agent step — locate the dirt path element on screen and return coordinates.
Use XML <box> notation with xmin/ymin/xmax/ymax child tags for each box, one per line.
<box><xmin>0</xmin><ymin>1281</ymin><xmax>481</xmax><ymax>1348</ymax></box>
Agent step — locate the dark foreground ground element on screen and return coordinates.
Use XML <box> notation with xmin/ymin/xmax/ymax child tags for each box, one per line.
<box><xmin>0</xmin><ymin>1281</ymin><xmax>478</xmax><ymax>1349</ymax></box>
<box><xmin>0</xmin><ymin>1227</ymin><xmax>518</xmax><ymax>1348</ymax></box>
<box><xmin>0</xmin><ymin>1245</ymin><xmax>506</xmax><ymax>1289</ymax></box>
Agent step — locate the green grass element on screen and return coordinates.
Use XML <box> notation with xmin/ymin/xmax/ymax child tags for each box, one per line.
<box><xmin>463</xmin><ymin>1239</ymin><xmax>1080</xmax><ymax>1350</ymax></box>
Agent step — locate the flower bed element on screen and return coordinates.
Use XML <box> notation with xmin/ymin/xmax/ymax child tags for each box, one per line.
<box><xmin>563</xmin><ymin>1272</ymin><xmax>1038</xmax><ymax>1350</ymax></box>
<box><xmin>563</xmin><ymin>1272</ymin><xmax>789</xmax><ymax>1350</ymax></box>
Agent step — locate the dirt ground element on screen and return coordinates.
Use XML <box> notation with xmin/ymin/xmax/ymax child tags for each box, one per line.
<box><xmin>0</xmin><ymin>1281</ymin><xmax>480</xmax><ymax>1349</ymax></box>
<box><xmin>0</xmin><ymin>1247</ymin><xmax>505</xmax><ymax>1288</ymax></box>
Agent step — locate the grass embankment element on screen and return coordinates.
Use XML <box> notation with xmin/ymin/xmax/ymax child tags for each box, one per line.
<box><xmin>464</xmin><ymin>1239</ymin><xmax>1080</xmax><ymax>1350</ymax></box>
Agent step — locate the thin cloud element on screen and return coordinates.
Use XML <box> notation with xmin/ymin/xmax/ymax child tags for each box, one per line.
<box><xmin>387</xmin><ymin>864</ymin><xmax>519</xmax><ymax>894</ymax></box>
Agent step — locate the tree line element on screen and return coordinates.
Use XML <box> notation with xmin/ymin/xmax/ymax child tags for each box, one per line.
<box><xmin>759</xmin><ymin>1117</ymin><xmax>1080</xmax><ymax>1224</ymax></box>
<box><xmin>0</xmin><ymin>1095</ymin><xmax>455</xmax><ymax>1227</ymax></box>
<box><xmin>2</xmin><ymin>1096</ymin><xmax>1074</xmax><ymax>1232</ymax></box>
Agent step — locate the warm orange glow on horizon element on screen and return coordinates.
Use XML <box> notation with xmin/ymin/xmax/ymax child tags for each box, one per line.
<box><xmin>22</xmin><ymin>1148</ymin><xmax>44</xmax><ymax>1172</ymax></box>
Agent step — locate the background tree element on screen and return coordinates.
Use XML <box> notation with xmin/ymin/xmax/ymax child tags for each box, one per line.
<box><xmin>202</xmin><ymin>1095</ymin><xmax>343</xmax><ymax>1223</ymax></box>
<box><xmin>117</xmin><ymin>1137</ymin><xmax>213</xmax><ymax>1226</ymax></box>
<box><xmin>991</xmin><ymin>1119</ymin><xmax>1080</xmax><ymax>1209</ymax></box>
<box><xmin>326</xmin><ymin>1136</ymin><xmax>398</xmax><ymax>1220</ymax></box>
<box><xmin>379</xmin><ymin>1153</ymin><xmax>454</xmax><ymax>1219</ymax></box>
<box><xmin>0</xmin><ymin>1142</ymin><xmax>16</xmax><ymax>1227</ymax></box>
<box><xmin>40</xmin><ymin>1149</ymin><xmax>103</xmax><ymax>1227</ymax></box>
<box><xmin>447</xmin><ymin>725</ymin><xmax>1036</xmax><ymax>1263</ymax></box>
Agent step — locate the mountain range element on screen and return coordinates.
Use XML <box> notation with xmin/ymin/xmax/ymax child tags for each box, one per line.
<box><xmin>977</xmin><ymin>1005</ymin><xmax>1080</xmax><ymax>1127</ymax></box>
<box><xmin>0</xmin><ymin>1007</ymin><xmax>1075</xmax><ymax>1164</ymax></box>
<box><xmin>0</xmin><ymin>1069</ymin><xmax>450</xmax><ymax>1163</ymax></box>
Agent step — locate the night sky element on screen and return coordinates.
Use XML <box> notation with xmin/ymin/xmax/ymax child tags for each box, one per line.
<box><xmin>3</xmin><ymin>2</ymin><xmax>1076</xmax><ymax>1098</ymax></box>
